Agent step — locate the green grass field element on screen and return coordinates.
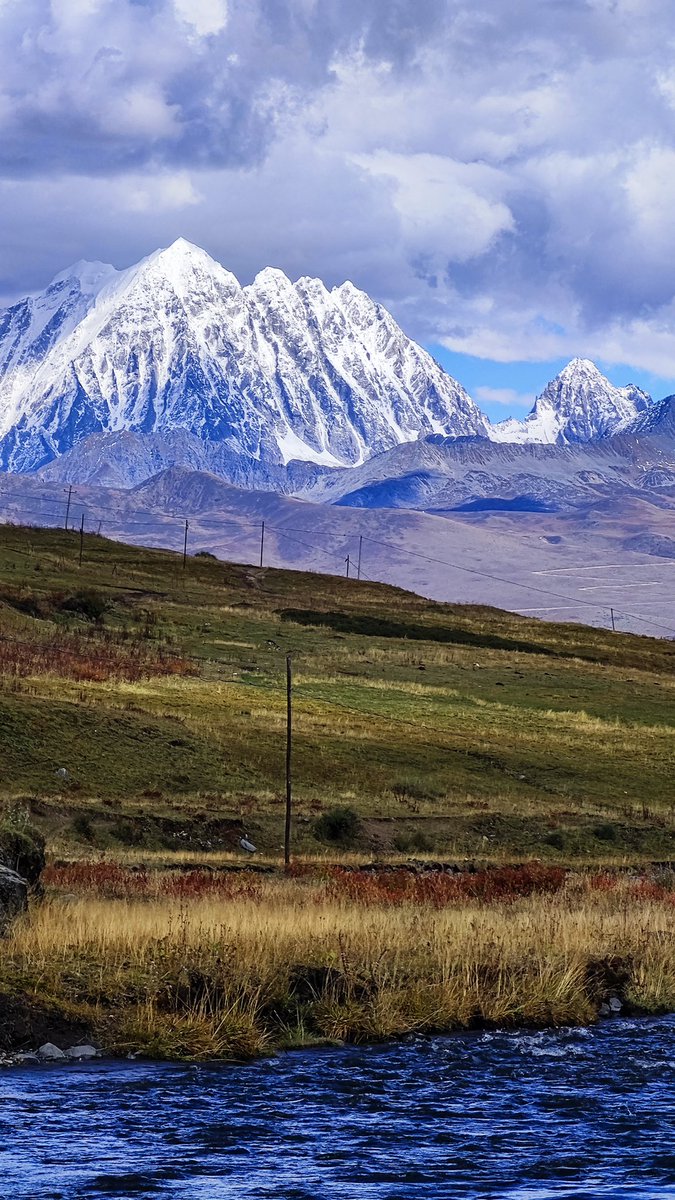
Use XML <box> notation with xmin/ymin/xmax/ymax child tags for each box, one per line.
<box><xmin>1</xmin><ymin>522</ymin><xmax>673</xmax><ymax>863</ymax></box>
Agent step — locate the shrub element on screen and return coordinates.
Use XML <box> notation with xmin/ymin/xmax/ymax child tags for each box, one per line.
<box><xmin>393</xmin><ymin>830</ymin><xmax>434</xmax><ymax>853</ymax></box>
<box><xmin>72</xmin><ymin>813</ymin><xmax>95</xmax><ymax>843</ymax></box>
<box><xmin>593</xmin><ymin>822</ymin><xmax>618</xmax><ymax>843</ymax></box>
<box><xmin>314</xmin><ymin>806</ymin><xmax>362</xmax><ymax>847</ymax></box>
<box><xmin>391</xmin><ymin>781</ymin><xmax>443</xmax><ymax>803</ymax></box>
<box><xmin>326</xmin><ymin>864</ymin><xmax>568</xmax><ymax>907</ymax></box>
<box><xmin>115</xmin><ymin>819</ymin><xmax>144</xmax><ymax>847</ymax></box>
<box><xmin>544</xmin><ymin>831</ymin><xmax>567</xmax><ymax>851</ymax></box>
<box><xmin>0</xmin><ymin>823</ymin><xmax>46</xmax><ymax>887</ymax></box>
<box><xmin>58</xmin><ymin>589</ymin><xmax>109</xmax><ymax>623</ymax></box>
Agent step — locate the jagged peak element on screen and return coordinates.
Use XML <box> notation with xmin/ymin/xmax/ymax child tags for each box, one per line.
<box><xmin>124</xmin><ymin>239</ymin><xmax>242</xmax><ymax>294</ymax></box>
<box><xmin>251</xmin><ymin>266</ymin><xmax>293</xmax><ymax>291</ymax></box>
<box><xmin>335</xmin><ymin>279</ymin><xmax>371</xmax><ymax>303</ymax></box>
<box><xmin>554</xmin><ymin>358</ymin><xmax>608</xmax><ymax>385</ymax></box>
<box><xmin>0</xmin><ymin>239</ymin><xmax>489</xmax><ymax>474</ymax></box>
<box><xmin>154</xmin><ymin>237</ymin><xmax>211</xmax><ymax>260</ymax></box>
<box><xmin>49</xmin><ymin>259</ymin><xmax>118</xmax><ymax>295</ymax></box>
<box><xmin>295</xmin><ymin>274</ymin><xmax>329</xmax><ymax>296</ymax></box>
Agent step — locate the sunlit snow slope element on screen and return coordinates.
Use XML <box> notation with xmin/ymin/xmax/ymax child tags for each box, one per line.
<box><xmin>490</xmin><ymin>359</ymin><xmax>650</xmax><ymax>445</ymax></box>
<box><xmin>0</xmin><ymin>239</ymin><xmax>487</xmax><ymax>474</ymax></box>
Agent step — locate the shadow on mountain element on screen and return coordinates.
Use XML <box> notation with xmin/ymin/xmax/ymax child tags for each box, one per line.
<box><xmin>279</xmin><ymin>609</ymin><xmax>553</xmax><ymax>657</ymax></box>
<box><xmin>450</xmin><ymin>495</ymin><xmax>559</xmax><ymax>513</ymax></box>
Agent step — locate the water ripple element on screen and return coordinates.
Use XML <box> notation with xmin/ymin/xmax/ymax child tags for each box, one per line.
<box><xmin>1</xmin><ymin>1017</ymin><xmax>674</xmax><ymax>1198</ymax></box>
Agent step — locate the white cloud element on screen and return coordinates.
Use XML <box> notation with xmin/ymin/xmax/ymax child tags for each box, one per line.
<box><xmin>124</xmin><ymin>171</ymin><xmax>203</xmax><ymax>213</ymax></box>
<box><xmin>475</xmin><ymin>387</ymin><xmax>534</xmax><ymax>409</ymax></box>
<box><xmin>2</xmin><ymin>1</ymin><xmax>675</xmax><ymax>378</ymax></box>
<box><xmin>352</xmin><ymin>151</ymin><xmax>514</xmax><ymax>263</ymax></box>
<box><xmin>173</xmin><ymin>0</ymin><xmax>228</xmax><ymax>38</ymax></box>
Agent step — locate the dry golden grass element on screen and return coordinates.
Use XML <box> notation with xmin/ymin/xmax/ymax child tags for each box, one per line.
<box><xmin>3</xmin><ymin>871</ymin><xmax>674</xmax><ymax>1059</ymax></box>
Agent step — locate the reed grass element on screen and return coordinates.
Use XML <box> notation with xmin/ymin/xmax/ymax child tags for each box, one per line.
<box><xmin>2</xmin><ymin>869</ymin><xmax>674</xmax><ymax>1060</ymax></box>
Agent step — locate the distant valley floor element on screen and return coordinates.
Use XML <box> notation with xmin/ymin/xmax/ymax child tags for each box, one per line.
<box><xmin>1</xmin><ymin>472</ymin><xmax>673</xmax><ymax>638</ymax></box>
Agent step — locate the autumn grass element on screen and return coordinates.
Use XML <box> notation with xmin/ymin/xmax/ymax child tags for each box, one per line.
<box><xmin>2</xmin><ymin>868</ymin><xmax>674</xmax><ymax>1060</ymax></box>
<box><xmin>0</xmin><ymin>523</ymin><xmax>673</xmax><ymax>862</ymax></box>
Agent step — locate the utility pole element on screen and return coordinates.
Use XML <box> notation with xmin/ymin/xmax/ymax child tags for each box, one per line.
<box><xmin>182</xmin><ymin>520</ymin><xmax>189</xmax><ymax>570</ymax></box>
<box><xmin>345</xmin><ymin>554</ymin><xmax>351</xmax><ymax>579</ymax></box>
<box><xmin>284</xmin><ymin>654</ymin><xmax>293</xmax><ymax>867</ymax></box>
<box><xmin>259</xmin><ymin>521</ymin><xmax>265</xmax><ymax>569</ymax></box>
<box><xmin>610</xmin><ymin>607</ymin><xmax>616</xmax><ymax>632</ymax></box>
<box><xmin>64</xmin><ymin>486</ymin><xmax>72</xmax><ymax>531</ymax></box>
<box><xmin>78</xmin><ymin>513</ymin><xmax>84</xmax><ymax>567</ymax></box>
<box><xmin>357</xmin><ymin>535</ymin><xmax>363</xmax><ymax>581</ymax></box>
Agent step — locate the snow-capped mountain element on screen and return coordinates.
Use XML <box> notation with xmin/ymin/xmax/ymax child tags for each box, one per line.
<box><xmin>0</xmin><ymin>238</ymin><xmax>488</xmax><ymax>475</ymax></box>
<box><xmin>490</xmin><ymin>359</ymin><xmax>651</xmax><ymax>444</ymax></box>
<box><xmin>621</xmin><ymin>393</ymin><xmax>675</xmax><ymax>439</ymax></box>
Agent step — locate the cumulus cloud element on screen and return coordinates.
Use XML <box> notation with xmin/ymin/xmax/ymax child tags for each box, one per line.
<box><xmin>2</xmin><ymin>0</ymin><xmax>675</xmax><ymax>375</ymax></box>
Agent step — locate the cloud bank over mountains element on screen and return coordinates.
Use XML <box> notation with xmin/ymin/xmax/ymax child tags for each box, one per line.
<box><xmin>2</xmin><ymin>0</ymin><xmax>675</xmax><ymax>374</ymax></box>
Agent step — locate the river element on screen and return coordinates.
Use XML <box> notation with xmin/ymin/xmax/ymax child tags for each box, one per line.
<box><xmin>1</xmin><ymin>1016</ymin><xmax>673</xmax><ymax>1199</ymax></box>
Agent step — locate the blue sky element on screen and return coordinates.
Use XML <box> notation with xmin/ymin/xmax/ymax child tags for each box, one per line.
<box><xmin>2</xmin><ymin>0</ymin><xmax>675</xmax><ymax>419</ymax></box>
<box><xmin>429</xmin><ymin>348</ymin><xmax>675</xmax><ymax>422</ymax></box>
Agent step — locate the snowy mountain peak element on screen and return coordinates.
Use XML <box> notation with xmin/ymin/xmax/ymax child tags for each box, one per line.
<box><xmin>489</xmin><ymin>358</ymin><xmax>651</xmax><ymax>445</ymax></box>
<box><xmin>131</xmin><ymin>239</ymin><xmax>241</xmax><ymax>290</ymax></box>
<box><xmin>0</xmin><ymin>241</ymin><xmax>488</xmax><ymax>475</ymax></box>
<box><xmin>253</xmin><ymin>265</ymin><xmax>293</xmax><ymax>289</ymax></box>
<box><xmin>558</xmin><ymin>357</ymin><xmax>603</xmax><ymax>382</ymax></box>
<box><xmin>49</xmin><ymin>260</ymin><xmax>119</xmax><ymax>295</ymax></box>
<box><xmin>161</xmin><ymin>236</ymin><xmax>203</xmax><ymax>255</ymax></box>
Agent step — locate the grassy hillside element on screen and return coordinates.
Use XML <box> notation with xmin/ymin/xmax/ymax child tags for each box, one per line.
<box><xmin>0</xmin><ymin>522</ymin><xmax>673</xmax><ymax>862</ymax></box>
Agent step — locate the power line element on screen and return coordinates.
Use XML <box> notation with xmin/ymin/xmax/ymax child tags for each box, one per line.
<box><xmin>356</xmin><ymin>533</ymin><xmax>675</xmax><ymax>637</ymax></box>
<box><xmin>1</xmin><ymin>501</ymin><xmax>674</xmax><ymax>638</ymax></box>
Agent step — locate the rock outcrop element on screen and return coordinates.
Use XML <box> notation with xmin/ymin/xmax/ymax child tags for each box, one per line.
<box><xmin>0</xmin><ymin>864</ymin><xmax>28</xmax><ymax>934</ymax></box>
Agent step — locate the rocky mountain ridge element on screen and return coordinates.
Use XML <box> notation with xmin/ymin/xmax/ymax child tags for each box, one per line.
<box><xmin>491</xmin><ymin>358</ymin><xmax>651</xmax><ymax>445</ymax></box>
<box><xmin>0</xmin><ymin>241</ymin><xmax>669</xmax><ymax>491</ymax></box>
<box><xmin>0</xmin><ymin>239</ymin><xmax>487</xmax><ymax>476</ymax></box>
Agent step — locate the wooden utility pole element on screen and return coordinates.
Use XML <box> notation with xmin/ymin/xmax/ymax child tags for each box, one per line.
<box><xmin>259</xmin><ymin>521</ymin><xmax>265</xmax><ymax>568</ymax></box>
<box><xmin>610</xmin><ymin>607</ymin><xmax>616</xmax><ymax>632</ymax></box>
<box><xmin>357</xmin><ymin>535</ymin><xmax>363</xmax><ymax>581</ymax></box>
<box><xmin>182</xmin><ymin>520</ymin><xmax>189</xmax><ymax>570</ymax></box>
<box><xmin>64</xmin><ymin>486</ymin><xmax>72</xmax><ymax>531</ymax></box>
<box><xmin>78</xmin><ymin>513</ymin><xmax>84</xmax><ymax>567</ymax></box>
<box><xmin>345</xmin><ymin>554</ymin><xmax>351</xmax><ymax>578</ymax></box>
<box><xmin>284</xmin><ymin>654</ymin><xmax>293</xmax><ymax>866</ymax></box>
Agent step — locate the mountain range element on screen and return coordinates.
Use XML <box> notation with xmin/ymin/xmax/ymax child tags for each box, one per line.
<box><xmin>0</xmin><ymin>240</ymin><xmax>674</xmax><ymax>637</ymax></box>
<box><xmin>1</xmin><ymin>238</ymin><xmax>673</xmax><ymax>500</ymax></box>
<box><xmin>0</xmin><ymin>238</ymin><xmax>487</xmax><ymax>479</ymax></box>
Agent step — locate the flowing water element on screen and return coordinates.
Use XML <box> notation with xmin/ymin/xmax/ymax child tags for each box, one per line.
<box><xmin>1</xmin><ymin>1016</ymin><xmax>674</xmax><ymax>1199</ymax></box>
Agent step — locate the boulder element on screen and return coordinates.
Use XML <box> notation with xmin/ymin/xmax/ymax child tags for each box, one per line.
<box><xmin>66</xmin><ymin>1045</ymin><xmax>99</xmax><ymax>1060</ymax></box>
<box><xmin>0</xmin><ymin>864</ymin><xmax>28</xmax><ymax>934</ymax></box>
<box><xmin>0</xmin><ymin>825</ymin><xmax>46</xmax><ymax>888</ymax></box>
<box><xmin>37</xmin><ymin>1043</ymin><xmax>66</xmax><ymax>1061</ymax></box>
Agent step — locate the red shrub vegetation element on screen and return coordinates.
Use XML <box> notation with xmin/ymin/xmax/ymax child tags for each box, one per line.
<box><xmin>586</xmin><ymin>872</ymin><xmax>618</xmax><ymax>892</ymax></box>
<box><xmin>43</xmin><ymin>862</ymin><xmax>263</xmax><ymax>901</ymax></box>
<box><xmin>325</xmin><ymin>864</ymin><xmax>568</xmax><ymax>908</ymax></box>
<box><xmin>627</xmin><ymin>879</ymin><xmax>675</xmax><ymax>905</ymax></box>
<box><xmin>0</xmin><ymin>633</ymin><xmax>194</xmax><ymax>683</ymax></box>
